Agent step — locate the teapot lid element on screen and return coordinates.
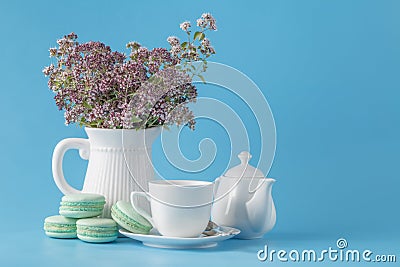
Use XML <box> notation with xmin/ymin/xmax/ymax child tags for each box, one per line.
<box><xmin>224</xmin><ymin>151</ymin><xmax>265</xmax><ymax>178</ymax></box>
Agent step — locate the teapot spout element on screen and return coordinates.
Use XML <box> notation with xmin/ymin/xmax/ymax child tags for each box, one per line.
<box><xmin>245</xmin><ymin>178</ymin><xmax>276</xmax><ymax>234</ymax></box>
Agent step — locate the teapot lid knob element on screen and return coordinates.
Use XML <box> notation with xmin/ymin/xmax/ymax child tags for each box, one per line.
<box><xmin>224</xmin><ymin>151</ymin><xmax>264</xmax><ymax>178</ymax></box>
<box><xmin>238</xmin><ymin>151</ymin><xmax>252</xmax><ymax>165</ymax></box>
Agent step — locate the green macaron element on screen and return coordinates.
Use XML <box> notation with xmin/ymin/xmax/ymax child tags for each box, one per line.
<box><xmin>44</xmin><ymin>215</ymin><xmax>78</xmax><ymax>238</ymax></box>
<box><xmin>59</xmin><ymin>193</ymin><xmax>106</xmax><ymax>218</ymax></box>
<box><xmin>111</xmin><ymin>200</ymin><xmax>152</xmax><ymax>234</ymax></box>
<box><xmin>76</xmin><ymin>218</ymin><xmax>118</xmax><ymax>243</ymax></box>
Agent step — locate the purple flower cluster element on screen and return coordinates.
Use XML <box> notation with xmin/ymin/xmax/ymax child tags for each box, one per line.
<box><xmin>197</xmin><ymin>13</ymin><xmax>217</xmax><ymax>31</ymax></box>
<box><xmin>44</xmin><ymin>33</ymin><xmax>149</xmax><ymax>128</ymax></box>
<box><xmin>43</xmin><ymin>13</ymin><xmax>216</xmax><ymax>130</ymax></box>
<box><xmin>128</xmin><ymin>68</ymin><xmax>197</xmax><ymax>129</ymax></box>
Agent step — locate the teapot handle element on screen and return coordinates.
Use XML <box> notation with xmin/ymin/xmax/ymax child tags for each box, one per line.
<box><xmin>52</xmin><ymin>138</ymin><xmax>90</xmax><ymax>195</ymax></box>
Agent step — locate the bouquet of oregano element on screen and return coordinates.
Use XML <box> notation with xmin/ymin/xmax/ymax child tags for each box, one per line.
<box><xmin>43</xmin><ymin>13</ymin><xmax>216</xmax><ymax>130</ymax></box>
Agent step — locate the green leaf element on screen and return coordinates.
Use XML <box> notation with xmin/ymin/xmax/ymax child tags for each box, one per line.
<box><xmin>200</xmin><ymin>33</ymin><xmax>205</xmax><ymax>40</ymax></box>
<box><xmin>131</xmin><ymin>115</ymin><xmax>142</xmax><ymax>123</ymax></box>
<box><xmin>90</xmin><ymin>121</ymin><xmax>99</xmax><ymax>127</ymax></box>
<box><xmin>181</xmin><ymin>42</ymin><xmax>188</xmax><ymax>48</ymax></box>
<box><xmin>83</xmin><ymin>101</ymin><xmax>92</xmax><ymax>109</ymax></box>
<box><xmin>198</xmin><ymin>74</ymin><xmax>206</xmax><ymax>83</ymax></box>
<box><xmin>194</xmin><ymin>31</ymin><xmax>202</xmax><ymax>40</ymax></box>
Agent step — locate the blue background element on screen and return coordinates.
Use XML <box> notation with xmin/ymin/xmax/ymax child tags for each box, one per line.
<box><xmin>0</xmin><ymin>0</ymin><xmax>399</xmax><ymax>266</ymax></box>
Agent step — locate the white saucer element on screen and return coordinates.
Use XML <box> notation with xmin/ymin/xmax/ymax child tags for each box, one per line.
<box><xmin>119</xmin><ymin>226</ymin><xmax>240</xmax><ymax>249</ymax></box>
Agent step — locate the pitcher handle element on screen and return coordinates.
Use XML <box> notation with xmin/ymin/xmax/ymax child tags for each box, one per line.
<box><xmin>130</xmin><ymin>192</ymin><xmax>154</xmax><ymax>226</ymax></box>
<box><xmin>52</xmin><ymin>138</ymin><xmax>90</xmax><ymax>195</ymax></box>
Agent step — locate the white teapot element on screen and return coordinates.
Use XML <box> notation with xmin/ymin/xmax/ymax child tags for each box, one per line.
<box><xmin>211</xmin><ymin>151</ymin><xmax>276</xmax><ymax>239</ymax></box>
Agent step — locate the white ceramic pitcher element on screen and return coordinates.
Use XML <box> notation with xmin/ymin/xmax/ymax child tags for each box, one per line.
<box><xmin>52</xmin><ymin>127</ymin><xmax>160</xmax><ymax>217</ymax></box>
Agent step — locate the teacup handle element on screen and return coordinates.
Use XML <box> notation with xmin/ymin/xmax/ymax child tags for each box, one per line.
<box><xmin>130</xmin><ymin>192</ymin><xmax>154</xmax><ymax>226</ymax></box>
<box><xmin>52</xmin><ymin>138</ymin><xmax>90</xmax><ymax>195</ymax></box>
<box><xmin>213</xmin><ymin>177</ymin><xmax>220</xmax><ymax>198</ymax></box>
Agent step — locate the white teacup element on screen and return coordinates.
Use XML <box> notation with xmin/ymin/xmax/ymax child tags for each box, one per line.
<box><xmin>130</xmin><ymin>180</ymin><xmax>214</xmax><ymax>238</ymax></box>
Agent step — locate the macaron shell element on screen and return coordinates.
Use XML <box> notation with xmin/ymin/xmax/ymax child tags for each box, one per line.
<box><xmin>59</xmin><ymin>209</ymin><xmax>102</xmax><ymax>219</ymax></box>
<box><xmin>77</xmin><ymin>234</ymin><xmax>117</xmax><ymax>243</ymax></box>
<box><xmin>45</xmin><ymin>231</ymin><xmax>77</xmax><ymax>239</ymax></box>
<box><xmin>77</xmin><ymin>218</ymin><xmax>117</xmax><ymax>227</ymax></box>
<box><xmin>61</xmin><ymin>193</ymin><xmax>106</xmax><ymax>203</ymax></box>
<box><xmin>44</xmin><ymin>215</ymin><xmax>78</xmax><ymax>224</ymax></box>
